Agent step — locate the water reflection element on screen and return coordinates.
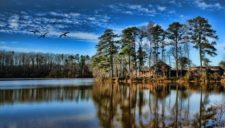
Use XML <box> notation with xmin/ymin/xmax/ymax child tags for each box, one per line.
<box><xmin>92</xmin><ymin>82</ymin><xmax>225</xmax><ymax>128</ymax></box>
<box><xmin>0</xmin><ymin>86</ymin><xmax>92</xmax><ymax>105</ymax></box>
<box><xmin>0</xmin><ymin>79</ymin><xmax>224</xmax><ymax>128</ymax></box>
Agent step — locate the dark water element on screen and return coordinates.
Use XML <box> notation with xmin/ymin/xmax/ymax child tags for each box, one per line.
<box><xmin>0</xmin><ymin>79</ymin><xmax>224</xmax><ymax>128</ymax></box>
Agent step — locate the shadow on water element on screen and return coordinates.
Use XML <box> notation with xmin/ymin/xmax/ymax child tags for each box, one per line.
<box><xmin>0</xmin><ymin>79</ymin><xmax>224</xmax><ymax>128</ymax></box>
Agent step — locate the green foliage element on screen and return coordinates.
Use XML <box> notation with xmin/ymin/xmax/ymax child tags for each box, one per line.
<box><xmin>93</xmin><ymin>29</ymin><xmax>118</xmax><ymax>77</ymax></box>
<box><xmin>148</xmin><ymin>25</ymin><xmax>165</xmax><ymax>64</ymax></box>
<box><xmin>120</xmin><ymin>27</ymin><xmax>138</xmax><ymax>60</ymax></box>
<box><xmin>188</xmin><ymin>16</ymin><xmax>218</xmax><ymax>68</ymax></box>
<box><xmin>136</xmin><ymin>28</ymin><xmax>148</xmax><ymax>71</ymax></box>
<box><xmin>167</xmin><ymin>22</ymin><xmax>186</xmax><ymax>77</ymax></box>
<box><xmin>178</xmin><ymin>56</ymin><xmax>190</xmax><ymax>69</ymax></box>
<box><xmin>120</xmin><ymin>27</ymin><xmax>139</xmax><ymax>74</ymax></box>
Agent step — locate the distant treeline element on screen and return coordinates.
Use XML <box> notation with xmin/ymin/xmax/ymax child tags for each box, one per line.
<box><xmin>0</xmin><ymin>50</ymin><xmax>92</xmax><ymax>78</ymax></box>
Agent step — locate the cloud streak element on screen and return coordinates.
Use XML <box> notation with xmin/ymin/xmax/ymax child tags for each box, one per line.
<box><xmin>195</xmin><ymin>0</ymin><xmax>222</xmax><ymax>10</ymax></box>
<box><xmin>109</xmin><ymin>3</ymin><xmax>157</xmax><ymax>16</ymax></box>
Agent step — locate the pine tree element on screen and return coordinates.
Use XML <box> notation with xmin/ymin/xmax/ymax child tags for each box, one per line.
<box><xmin>188</xmin><ymin>16</ymin><xmax>218</xmax><ymax>74</ymax></box>
<box><xmin>167</xmin><ymin>22</ymin><xmax>186</xmax><ymax>78</ymax></box>
<box><xmin>120</xmin><ymin>27</ymin><xmax>139</xmax><ymax>75</ymax></box>
<box><xmin>148</xmin><ymin>25</ymin><xmax>165</xmax><ymax>65</ymax></box>
<box><xmin>93</xmin><ymin>29</ymin><xmax>118</xmax><ymax>78</ymax></box>
<box><xmin>136</xmin><ymin>29</ymin><xmax>147</xmax><ymax>72</ymax></box>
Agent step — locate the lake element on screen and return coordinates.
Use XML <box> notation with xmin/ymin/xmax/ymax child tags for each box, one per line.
<box><xmin>0</xmin><ymin>79</ymin><xmax>224</xmax><ymax>128</ymax></box>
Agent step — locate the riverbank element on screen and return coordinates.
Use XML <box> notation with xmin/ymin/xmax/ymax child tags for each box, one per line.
<box><xmin>95</xmin><ymin>77</ymin><xmax>225</xmax><ymax>85</ymax></box>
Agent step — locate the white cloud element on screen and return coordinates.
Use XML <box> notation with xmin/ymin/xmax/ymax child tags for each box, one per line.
<box><xmin>49</xmin><ymin>11</ymin><xmax>67</xmax><ymax>17</ymax></box>
<box><xmin>109</xmin><ymin>4</ymin><xmax>156</xmax><ymax>16</ymax></box>
<box><xmin>157</xmin><ymin>6</ymin><xmax>167</xmax><ymax>11</ymax></box>
<box><xmin>49</xmin><ymin>11</ymin><xmax>81</xmax><ymax>19</ymax></box>
<box><xmin>124</xmin><ymin>11</ymin><xmax>133</xmax><ymax>15</ymax></box>
<box><xmin>70</xmin><ymin>13</ymin><xmax>80</xmax><ymax>17</ymax></box>
<box><xmin>88</xmin><ymin>17</ymin><xmax>96</xmax><ymax>21</ymax></box>
<box><xmin>127</xmin><ymin>4</ymin><xmax>156</xmax><ymax>15</ymax></box>
<box><xmin>0</xmin><ymin>21</ymin><xmax>6</xmax><ymax>27</ymax></box>
<box><xmin>70</xmin><ymin>32</ymin><xmax>99</xmax><ymax>41</ymax></box>
<box><xmin>8</xmin><ymin>15</ymin><xmax>19</xmax><ymax>30</ymax></box>
<box><xmin>195</xmin><ymin>0</ymin><xmax>222</xmax><ymax>10</ymax></box>
<box><xmin>128</xmin><ymin>5</ymin><xmax>149</xmax><ymax>12</ymax></box>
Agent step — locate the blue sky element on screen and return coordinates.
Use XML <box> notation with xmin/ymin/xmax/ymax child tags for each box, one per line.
<box><xmin>0</xmin><ymin>0</ymin><xmax>224</xmax><ymax>65</ymax></box>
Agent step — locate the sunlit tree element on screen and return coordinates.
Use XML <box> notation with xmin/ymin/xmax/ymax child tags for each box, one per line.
<box><xmin>167</xmin><ymin>22</ymin><xmax>186</xmax><ymax>78</ymax></box>
<box><xmin>120</xmin><ymin>27</ymin><xmax>139</xmax><ymax>75</ymax></box>
<box><xmin>187</xmin><ymin>16</ymin><xmax>218</xmax><ymax>74</ymax></box>
<box><xmin>93</xmin><ymin>29</ymin><xmax>118</xmax><ymax>78</ymax></box>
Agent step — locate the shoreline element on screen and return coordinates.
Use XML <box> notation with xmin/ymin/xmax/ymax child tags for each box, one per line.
<box><xmin>95</xmin><ymin>77</ymin><xmax>225</xmax><ymax>84</ymax></box>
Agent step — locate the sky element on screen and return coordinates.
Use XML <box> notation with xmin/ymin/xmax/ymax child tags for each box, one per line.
<box><xmin>0</xmin><ymin>0</ymin><xmax>224</xmax><ymax>65</ymax></box>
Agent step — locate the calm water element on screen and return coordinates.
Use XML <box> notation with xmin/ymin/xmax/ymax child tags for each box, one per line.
<box><xmin>0</xmin><ymin>79</ymin><xmax>224</xmax><ymax>128</ymax></box>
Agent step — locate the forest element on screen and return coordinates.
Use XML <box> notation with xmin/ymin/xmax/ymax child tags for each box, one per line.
<box><xmin>0</xmin><ymin>50</ymin><xmax>92</xmax><ymax>78</ymax></box>
<box><xmin>92</xmin><ymin>16</ymin><xmax>225</xmax><ymax>80</ymax></box>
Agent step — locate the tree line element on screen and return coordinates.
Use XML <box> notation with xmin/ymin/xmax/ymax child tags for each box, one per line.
<box><xmin>0</xmin><ymin>50</ymin><xmax>92</xmax><ymax>78</ymax></box>
<box><xmin>92</xmin><ymin>16</ymin><xmax>218</xmax><ymax>79</ymax></box>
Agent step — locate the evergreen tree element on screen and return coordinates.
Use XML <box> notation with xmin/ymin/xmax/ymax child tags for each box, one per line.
<box><xmin>136</xmin><ymin>29</ymin><xmax>147</xmax><ymax>72</ymax></box>
<box><xmin>148</xmin><ymin>25</ymin><xmax>165</xmax><ymax>65</ymax></box>
<box><xmin>148</xmin><ymin>25</ymin><xmax>165</xmax><ymax>76</ymax></box>
<box><xmin>188</xmin><ymin>16</ymin><xmax>218</xmax><ymax>74</ymax></box>
<box><xmin>120</xmin><ymin>27</ymin><xmax>139</xmax><ymax>75</ymax></box>
<box><xmin>167</xmin><ymin>22</ymin><xmax>186</xmax><ymax>78</ymax></box>
<box><xmin>94</xmin><ymin>29</ymin><xmax>118</xmax><ymax>77</ymax></box>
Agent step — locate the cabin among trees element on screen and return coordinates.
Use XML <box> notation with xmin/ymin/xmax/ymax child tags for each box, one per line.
<box><xmin>190</xmin><ymin>66</ymin><xmax>224</xmax><ymax>76</ymax></box>
<box><xmin>140</xmin><ymin>65</ymin><xmax>224</xmax><ymax>80</ymax></box>
<box><xmin>139</xmin><ymin>61</ymin><xmax>171</xmax><ymax>78</ymax></box>
<box><xmin>139</xmin><ymin>61</ymin><xmax>188</xmax><ymax>78</ymax></box>
<box><xmin>189</xmin><ymin>66</ymin><xmax>225</xmax><ymax>80</ymax></box>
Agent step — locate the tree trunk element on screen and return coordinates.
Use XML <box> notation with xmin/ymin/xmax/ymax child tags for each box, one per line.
<box><xmin>199</xmin><ymin>48</ymin><xmax>203</xmax><ymax>79</ymax></box>
<box><xmin>175</xmin><ymin>41</ymin><xmax>179</xmax><ymax>78</ymax></box>
<box><xmin>110</xmin><ymin>55</ymin><xmax>114</xmax><ymax>78</ymax></box>
<box><xmin>128</xmin><ymin>55</ymin><xmax>131</xmax><ymax>77</ymax></box>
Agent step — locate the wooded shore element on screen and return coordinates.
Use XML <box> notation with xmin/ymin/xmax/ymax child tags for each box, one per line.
<box><xmin>96</xmin><ymin>76</ymin><xmax>225</xmax><ymax>85</ymax></box>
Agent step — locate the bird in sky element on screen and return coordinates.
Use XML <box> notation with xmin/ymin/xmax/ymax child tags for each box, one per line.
<box><xmin>38</xmin><ymin>32</ymin><xmax>48</xmax><ymax>38</ymax></box>
<box><xmin>59</xmin><ymin>32</ymin><xmax>70</xmax><ymax>38</ymax></box>
<box><xmin>29</xmin><ymin>30</ymin><xmax>40</xmax><ymax>35</ymax></box>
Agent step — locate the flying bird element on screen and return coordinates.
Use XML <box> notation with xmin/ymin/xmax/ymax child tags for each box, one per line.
<box><xmin>59</xmin><ymin>32</ymin><xmax>70</xmax><ymax>38</ymax></box>
<box><xmin>29</xmin><ymin>30</ymin><xmax>40</xmax><ymax>34</ymax></box>
<box><xmin>38</xmin><ymin>32</ymin><xmax>48</xmax><ymax>38</ymax></box>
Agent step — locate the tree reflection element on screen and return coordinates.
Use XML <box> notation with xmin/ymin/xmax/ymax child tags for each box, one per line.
<box><xmin>0</xmin><ymin>86</ymin><xmax>92</xmax><ymax>104</ymax></box>
<box><xmin>1</xmin><ymin>82</ymin><xmax>224</xmax><ymax>127</ymax></box>
<box><xmin>93</xmin><ymin>82</ymin><xmax>225</xmax><ymax>128</ymax></box>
